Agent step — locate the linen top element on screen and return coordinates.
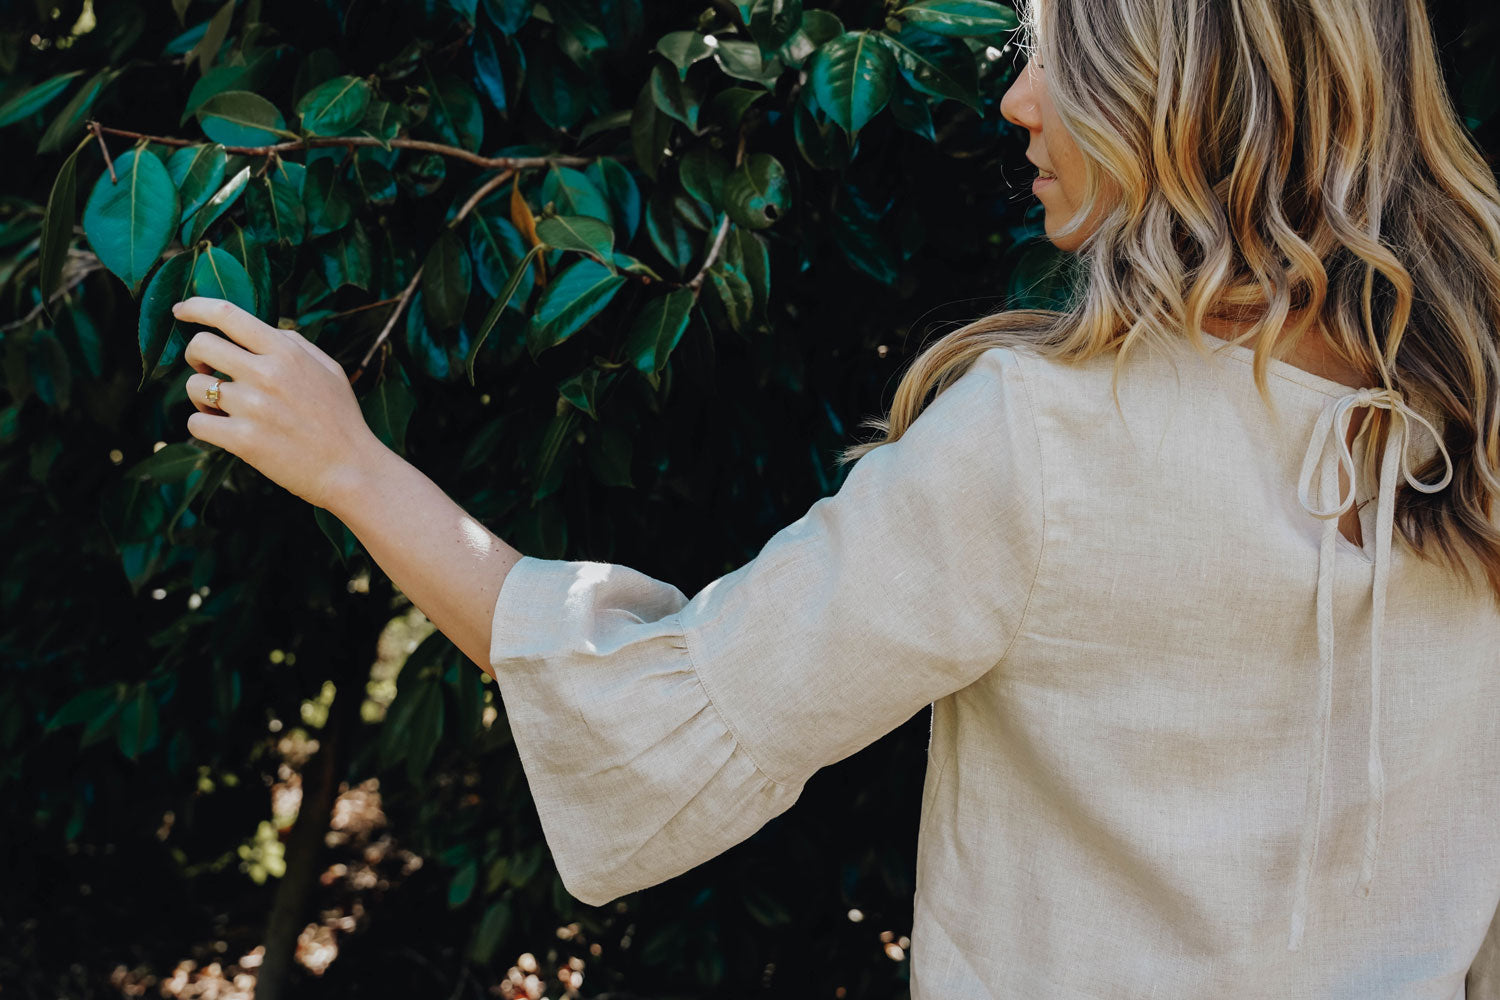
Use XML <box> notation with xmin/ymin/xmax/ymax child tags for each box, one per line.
<box><xmin>488</xmin><ymin>338</ymin><xmax>1500</xmax><ymax>998</ymax></box>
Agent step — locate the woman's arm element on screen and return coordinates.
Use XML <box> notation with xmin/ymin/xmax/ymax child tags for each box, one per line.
<box><xmin>325</xmin><ymin>439</ymin><xmax>522</xmax><ymax>678</ymax></box>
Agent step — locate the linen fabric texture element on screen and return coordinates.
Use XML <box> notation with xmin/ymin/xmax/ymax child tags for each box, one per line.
<box><xmin>489</xmin><ymin>341</ymin><xmax>1500</xmax><ymax>998</ymax></box>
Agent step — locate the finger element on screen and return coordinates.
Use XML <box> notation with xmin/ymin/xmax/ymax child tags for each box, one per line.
<box><xmin>186</xmin><ymin>372</ymin><xmax>233</xmax><ymax>415</ymax></box>
<box><xmin>186</xmin><ymin>409</ymin><xmax>235</xmax><ymax>454</ymax></box>
<box><xmin>279</xmin><ymin>327</ymin><xmax>346</xmax><ymax>379</ymax></box>
<box><xmin>172</xmin><ymin>297</ymin><xmax>281</xmax><ymax>356</ymax></box>
<box><xmin>184</xmin><ymin>328</ymin><xmax>261</xmax><ymax>377</ymax></box>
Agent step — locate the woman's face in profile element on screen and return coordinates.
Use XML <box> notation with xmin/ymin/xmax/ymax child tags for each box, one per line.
<box><xmin>999</xmin><ymin>55</ymin><xmax>1097</xmax><ymax>252</ymax></box>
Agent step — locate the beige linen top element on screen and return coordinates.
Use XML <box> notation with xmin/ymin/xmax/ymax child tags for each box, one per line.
<box><xmin>489</xmin><ymin>339</ymin><xmax>1500</xmax><ymax>998</ymax></box>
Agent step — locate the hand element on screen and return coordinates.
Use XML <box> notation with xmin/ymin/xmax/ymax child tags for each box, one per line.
<box><xmin>176</xmin><ymin>296</ymin><xmax>382</xmax><ymax>511</ymax></box>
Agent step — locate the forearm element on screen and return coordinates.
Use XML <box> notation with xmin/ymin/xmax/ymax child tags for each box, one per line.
<box><xmin>325</xmin><ymin>435</ymin><xmax>522</xmax><ymax>678</ymax></box>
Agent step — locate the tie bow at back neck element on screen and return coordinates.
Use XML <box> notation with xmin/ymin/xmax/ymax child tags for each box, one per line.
<box><xmin>1284</xmin><ymin>384</ymin><xmax>1453</xmax><ymax>951</ymax></box>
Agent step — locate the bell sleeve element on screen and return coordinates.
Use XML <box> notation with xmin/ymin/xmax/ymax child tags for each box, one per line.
<box><xmin>488</xmin><ymin>346</ymin><xmax>1045</xmax><ymax>908</ymax></box>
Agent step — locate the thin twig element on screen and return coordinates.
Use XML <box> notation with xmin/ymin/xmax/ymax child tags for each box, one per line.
<box><xmin>347</xmin><ymin>169</ymin><xmax>518</xmax><ymax>383</ymax></box>
<box><xmin>90</xmin><ymin>121</ymin><xmax>117</xmax><ymax>183</ymax></box>
<box><xmin>451</xmin><ymin>169</ymin><xmax>516</xmax><ymax>227</ymax></box>
<box><xmin>685</xmin><ymin>127</ymin><xmax>749</xmax><ymax>296</ymax></box>
<box><xmin>350</xmin><ymin>264</ymin><xmax>422</xmax><ymax>387</ymax></box>
<box><xmin>2</xmin><ymin>257</ymin><xmax>105</xmax><ymax>331</ymax></box>
<box><xmin>324</xmin><ymin>296</ymin><xmax>401</xmax><ymax>321</ymax></box>
<box><xmin>88</xmin><ymin>122</ymin><xmax>598</xmax><ymax>172</ymax></box>
<box><xmin>687</xmin><ymin>215</ymin><xmax>733</xmax><ymax>296</ymax></box>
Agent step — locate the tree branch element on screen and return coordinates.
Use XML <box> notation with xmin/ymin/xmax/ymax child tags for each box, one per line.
<box><xmin>88</xmin><ymin>121</ymin><xmax>598</xmax><ymax>172</ymax></box>
<box><xmin>90</xmin><ymin>121</ymin><xmax>116</xmax><ymax>183</ymax></box>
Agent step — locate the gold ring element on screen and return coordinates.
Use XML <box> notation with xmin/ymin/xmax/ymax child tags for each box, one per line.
<box><xmin>205</xmin><ymin>378</ymin><xmax>222</xmax><ymax>407</ymax></box>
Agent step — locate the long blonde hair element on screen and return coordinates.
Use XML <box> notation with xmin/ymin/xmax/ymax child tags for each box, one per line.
<box><xmin>838</xmin><ymin>0</ymin><xmax>1500</xmax><ymax>603</ymax></box>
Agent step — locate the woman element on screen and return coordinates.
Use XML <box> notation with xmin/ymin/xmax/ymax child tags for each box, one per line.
<box><xmin>174</xmin><ymin>0</ymin><xmax>1500</xmax><ymax>993</ymax></box>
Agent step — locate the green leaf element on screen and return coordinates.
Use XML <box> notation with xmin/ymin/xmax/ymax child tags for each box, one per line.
<box><xmin>878</xmin><ymin>24</ymin><xmax>982</xmax><ymax>112</ymax></box>
<box><xmin>188</xmin><ymin>0</ymin><xmax>236</xmax><ymax>75</ymax></box>
<box><xmin>79</xmin><ymin>689</ymin><xmax>125</xmax><ymax>749</ymax></box>
<box><xmin>621</xmin><ymin>286</ymin><xmax>694</xmax><ymax>381</ymax></box>
<box><xmin>656</xmin><ymin>31</ymin><xmax>716</xmax><ymax>78</ymax></box>
<box><xmin>46</xmin><ymin>685</ymin><xmax>120</xmax><ymax>732</ymax></box>
<box><xmin>535</xmin><ymin>215</ymin><xmax>614</xmax><ymax>263</ymax></box>
<box><xmin>422</xmin><ymin>228</ymin><xmax>472</xmax><ymax>331</ymax></box>
<box><xmin>482</xmin><ymin>0</ymin><xmax>531</xmax><ymax>34</ymax></box>
<box><xmin>793</xmin><ymin>92</ymin><xmax>852</xmax><ymax>169</ymax></box>
<box><xmin>220</xmin><ymin>221</ymin><xmax>272</xmax><ymax>316</ymax></box>
<box><xmin>467</xmin><ymin>243</ymin><xmax>543</xmax><ymax>385</ymax></box>
<box><xmin>124</xmin><ymin>441</ymin><xmax>210</xmax><ymax>483</ymax></box>
<box><xmin>304</xmin><ymin>158</ymin><xmax>356</xmax><ymax>236</ymax></box>
<box><xmin>322</xmin><ymin>226</ymin><xmax>373</xmax><ymax>293</ymax></box>
<box><xmin>894</xmin><ymin>0</ymin><xmax>1018</xmax><ymax>36</ymax></box>
<box><xmin>702</xmin><ymin>260</ymin><xmax>755</xmax><ymax>333</ymax></box>
<box><xmin>116</xmin><ymin>686</ymin><xmax>160</xmax><ymax>761</ymax></box>
<box><xmin>296</xmin><ymin>75</ymin><xmax>373</xmax><ymax>136</ymax></box>
<box><xmin>0</xmin><ymin>69</ymin><xmax>85</xmax><ymax>128</ymax></box>
<box><xmin>649</xmin><ymin>61</ymin><xmax>701</xmax><ymax>131</ymax></box>
<box><xmin>713</xmin><ymin>39</ymin><xmax>784</xmax><ymax>86</ymax></box>
<box><xmin>527</xmin><ymin>46</ymin><xmax>591</xmax><ymax>131</ymax></box>
<box><xmin>706</xmin><ymin>86</ymin><xmax>768</xmax><ymax>129</ymax></box>
<box><xmin>472</xmin><ymin>28</ymin><xmax>509</xmax><ymax>114</ymax></box>
<box><xmin>809</xmin><ymin>31</ymin><xmax>897</xmax><ymax>135</ymax></box>
<box><xmin>183</xmin><ymin>163</ymin><xmax>249</xmax><ymax>246</ymax></box>
<box><xmin>723</xmin><ymin>153</ymin><xmax>788</xmax><ymax>229</ymax></box>
<box><xmin>244</xmin><ymin>163</ymin><xmax>307</xmax><ymax>245</ymax></box>
<box><xmin>469</xmin><ymin>208</ymin><xmax>531</xmax><ymax>298</ymax></box>
<box><xmin>314</xmin><ymin>505</ymin><xmax>358</xmax><ymax>565</ymax></box>
<box><xmin>37</xmin><ymin>68</ymin><xmax>117</xmax><ymax>155</ymax></box>
<box><xmin>585</xmin><ymin>157</ymin><xmax>642</xmax><ymax>242</ymax></box>
<box><xmin>556</xmin><ymin>367</ymin><xmax>605</xmax><ymax>419</ymax></box>
<box><xmin>196</xmin><ymin>91</ymin><xmax>294</xmax><ymax>146</ymax></box>
<box><xmin>137</xmin><ymin>251</ymin><xmax>197</xmax><ymax>388</ymax></box>
<box><xmin>469</xmin><ymin>900</ymin><xmax>513</xmax><ymax>964</ymax></box>
<box><xmin>734</xmin><ymin>226</ymin><xmax>771</xmax><ymax>318</ymax></box>
<box><xmin>539</xmin><ymin>165</ymin><xmax>611</xmax><ymax>225</ymax></box>
<box><xmin>888</xmin><ymin>76</ymin><xmax>938</xmax><ymax>140</ymax></box>
<box><xmin>422</xmin><ymin>70</ymin><xmax>484</xmax><ymax>152</ymax></box>
<box><xmin>38</xmin><ymin>135</ymin><xmax>89</xmax><ymax>320</ymax></box>
<box><xmin>192</xmin><ymin>246</ymin><xmax>258</xmax><ymax>317</ymax></box>
<box><xmin>630</xmin><ymin>79</ymin><xmax>674</xmax><ymax>181</ymax></box>
<box><xmin>531</xmin><ymin>406</ymin><xmax>580</xmax><ymax>501</ymax></box>
<box><xmin>405</xmin><ymin>291</ymin><xmax>450</xmax><ymax>381</ymax></box>
<box><xmin>747</xmin><ymin>0</ymin><xmax>803</xmax><ymax>55</ymax></box>
<box><xmin>168</xmin><ymin>143</ymin><xmax>228</xmax><ymax>225</ymax></box>
<box><xmin>526</xmin><ymin>258</ymin><xmax>626</xmax><ymax>358</ymax></box>
<box><xmin>644</xmin><ymin>186</ymin><xmax>701</xmax><ymax>274</ymax></box>
<box><xmin>82</xmin><ymin>148</ymin><xmax>181</xmax><ymax>294</ymax></box>
<box><xmin>404</xmin><ymin>679</ymin><xmax>445</xmax><ymax>783</ymax></box>
<box><xmin>448</xmin><ymin>859</ymin><xmax>478</xmax><ymax>909</ymax></box>
<box><xmin>679</xmin><ymin>146</ymin><xmax>729</xmax><ymax>210</ymax></box>
<box><xmin>360</xmin><ymin>370</ymin><xmax>417</xmax><ymax>455</ymax></box>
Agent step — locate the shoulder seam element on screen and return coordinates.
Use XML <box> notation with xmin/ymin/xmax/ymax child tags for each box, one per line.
<box><xmin>993</xmin><ymin>348</ymin><xmax>1048</xmax><ymax>669</ymax></box>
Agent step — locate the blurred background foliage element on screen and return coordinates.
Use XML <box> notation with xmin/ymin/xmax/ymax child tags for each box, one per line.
<box><xmin>1</xmin><ymin>0</ymin><xmax>1495</xmax><ymax>997</ymax></box>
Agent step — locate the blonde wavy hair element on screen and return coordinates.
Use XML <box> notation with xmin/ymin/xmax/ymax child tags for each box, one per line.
<box><xmin>837</xmin><ymin>0</ymin><xmax>1500</xmax><ymax>603</ymax></box>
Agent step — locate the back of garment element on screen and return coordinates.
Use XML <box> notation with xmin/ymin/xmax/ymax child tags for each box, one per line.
<box><xmin>488</xmin><ymin>340</ymin><xmax>1500</xmax><ymax>999</ymax></box>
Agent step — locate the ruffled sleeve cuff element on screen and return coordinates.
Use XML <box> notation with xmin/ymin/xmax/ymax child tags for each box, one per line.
<box><xmin>489</xmin><ymin>554</ymin><xmax>803</xmax><ymax>908</ymax></box>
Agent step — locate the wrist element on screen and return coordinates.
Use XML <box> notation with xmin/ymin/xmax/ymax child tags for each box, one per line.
<box><xmin>322</xmin><ymin>431</ymin><xmax>397</xmax><ymax>517</ymax></box>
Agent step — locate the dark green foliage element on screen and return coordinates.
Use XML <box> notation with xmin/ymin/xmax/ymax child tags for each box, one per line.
<box><xmin>1</xmin><ymin>0</ymin><xmax>1494</xmax><ymax>997</ymax></box>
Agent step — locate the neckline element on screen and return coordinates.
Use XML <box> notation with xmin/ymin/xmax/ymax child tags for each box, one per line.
<box><xmin>1201</xmin><ymin>337</ymin><xmax>1369</xmax><ymax>398</ymax></box>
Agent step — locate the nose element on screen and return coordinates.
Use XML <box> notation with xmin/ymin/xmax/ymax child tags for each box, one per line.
<box><xmin>1000</xmin><ymin>58</ymin><xmax>1042</xmax><ymax>135</ymax></box>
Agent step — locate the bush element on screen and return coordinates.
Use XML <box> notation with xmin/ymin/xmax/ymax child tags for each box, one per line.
<box><xmin>0</xmin><ymin>0</ymin><xmax>1493</xmax><ymax>997</ymax></box>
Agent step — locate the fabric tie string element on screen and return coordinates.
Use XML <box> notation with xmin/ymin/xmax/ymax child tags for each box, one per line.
<box><xmin>1284</xmin><ymin>386</ymin><xmax>1452</xmax><ymax>951</ymax></box>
